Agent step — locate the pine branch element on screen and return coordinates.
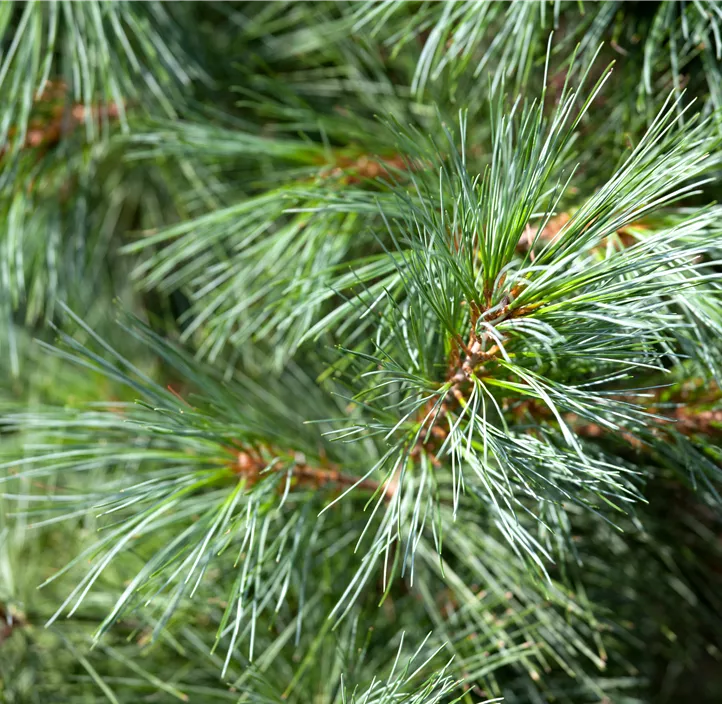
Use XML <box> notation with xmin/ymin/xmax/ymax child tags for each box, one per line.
<box><xmin>0</xmin><ymin>0</ymin><xmax>201</xmax><ymax>175</ymax></box>
<box><xmin>3</xmin><ymin>3</ymin><xmax>722</xmax><ymax>701</ymax></box>
<box><xmin>232</xmin><ymin>445</ymin><xmax>394</xmax><ymax>498</ymax></box>
<box><xmin>0</xmin><ymin>80</ymin><xmax>123</xmax><ymax>158</ymax></box>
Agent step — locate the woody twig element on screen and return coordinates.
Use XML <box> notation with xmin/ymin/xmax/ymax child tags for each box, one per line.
<box><xmin>231</xmin><ymin>445</ymin><xmax>396</xmax><ymax>499</ymax></box>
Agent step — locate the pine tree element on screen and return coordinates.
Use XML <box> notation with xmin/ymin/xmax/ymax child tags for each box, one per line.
<box><xmin>2</xmin><ymin>1</ymin><xmax>722</xmax><ymax>702</ymax></box>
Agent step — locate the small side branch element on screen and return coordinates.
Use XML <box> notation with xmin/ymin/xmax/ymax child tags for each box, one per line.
<box><xmin>1</xmin><ymin>80</ymin><xmax>123</xmax><ymax>162</ymax></box>
<box><xmin>232</xmin><ymin>447</ymin><xmax>396</xmax><ymax>499</ymax></box>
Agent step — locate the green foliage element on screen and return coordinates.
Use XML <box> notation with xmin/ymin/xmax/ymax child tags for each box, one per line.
<box><xmin>2</xmin><ymin>2</ymin><xmax>722</xmax><ymax>703</ymax></box>
<box><xmin>0</xmin><ymin>0</ymin><xmax>198</xmax><ymax>164</ymax></box>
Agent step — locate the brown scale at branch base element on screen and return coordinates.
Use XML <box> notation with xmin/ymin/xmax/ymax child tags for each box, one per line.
<box><xmin>318</xmin><ymin>152</ymin><xmax>414</xmax><ymax>186</ymax></box>
<box><xmin>0</xmin><ymin>79</ymin><xmax>123</xmax><ymax>163</ymax></box>
<box><xmin>409</xmin><ymin>291</ymin><xmax>539</xmax><ymax>462</ymax></box>
<box><xmin>449</xmin><ymin>292</ymin><xmax>539</xmax><ymax>385</ymax></box>
<box><xmin>231</xmin><ymin>445</ymin><xmax>396</xmax><ymax>500</ymax></box>
<box><xmin>0</xmin><ymin>603</ymin><xmax>26</xmax><ymax>646</ymax></box>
